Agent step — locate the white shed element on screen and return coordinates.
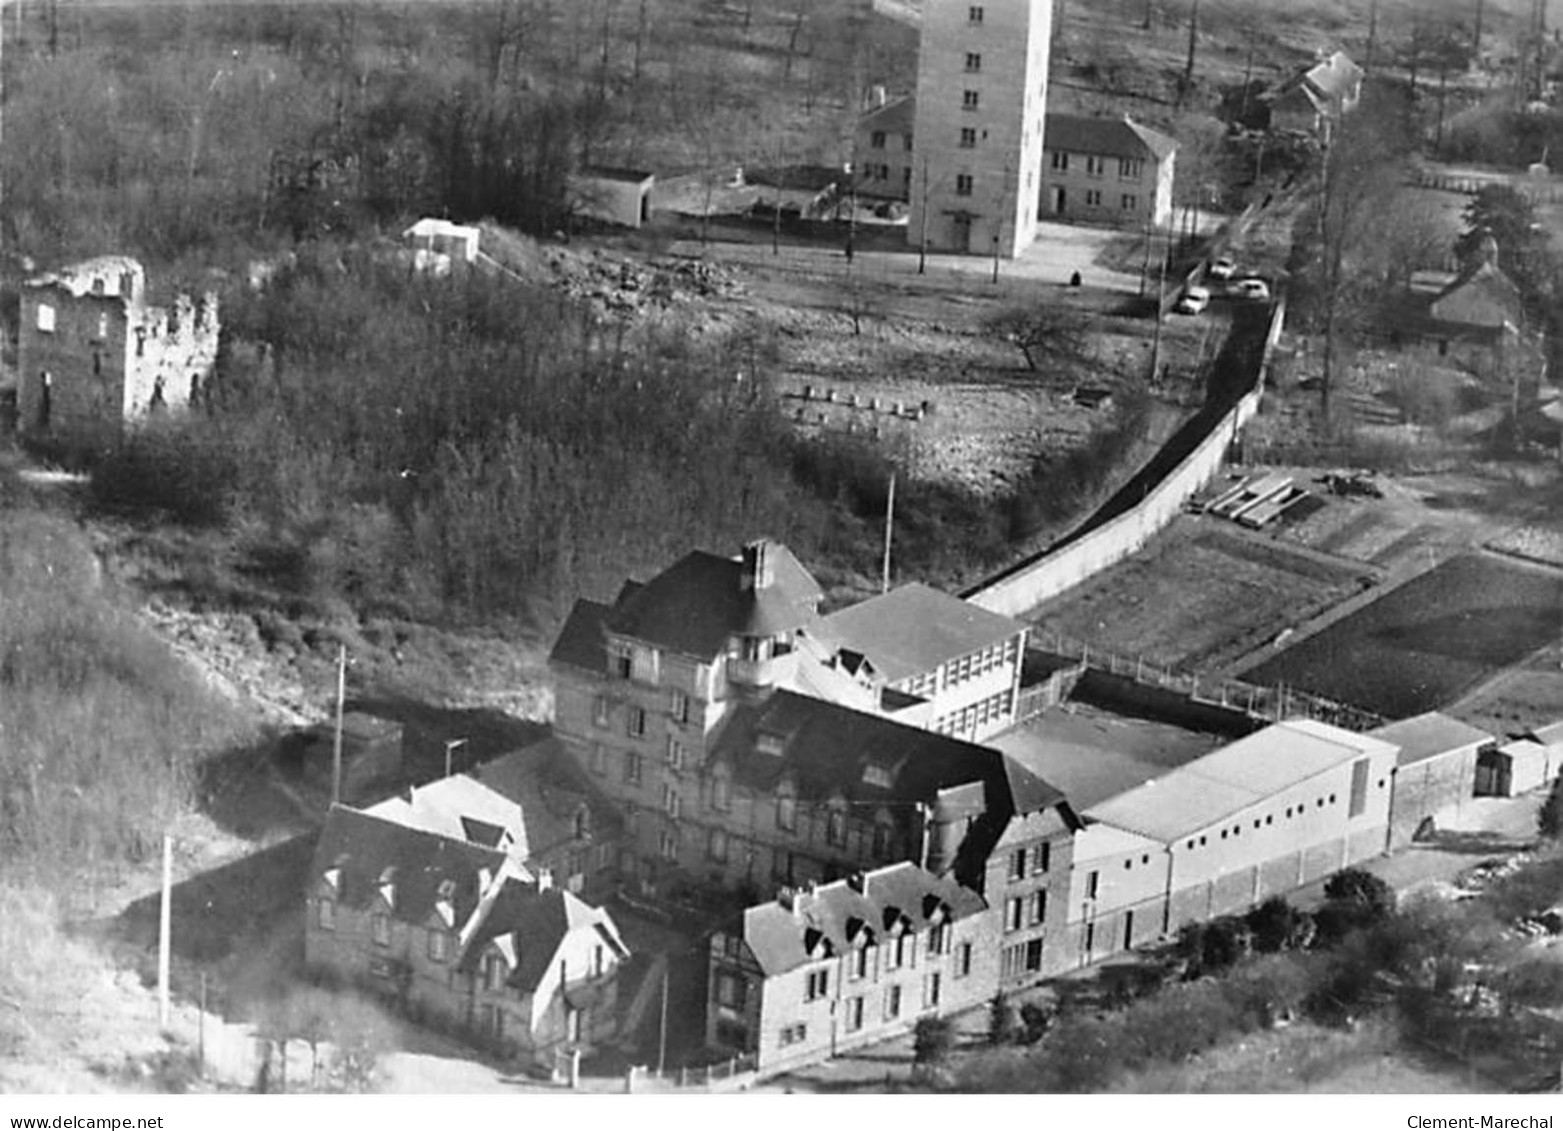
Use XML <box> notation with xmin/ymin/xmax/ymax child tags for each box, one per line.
<box><xmin>568</xmin><ymin>167</ymin><xmax>655</xmax><ymax>229</ymax></box>
<box><xmin>402</xmin><ymin>219</ymin><xmax>481</xmax><ymax>275</ymax></box>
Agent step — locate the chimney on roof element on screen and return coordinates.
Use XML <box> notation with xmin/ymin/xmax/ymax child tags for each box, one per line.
<box><xmin>870</xmin><ymin>84</ymin><xmax>887</xmax><ymax>108</ymax></box>
<box><xmin>536</xmin><ymin>867</ymin><xmax>554</xmax><ymax>892</ymax></box>
<box><xmin>777</xmin><ymin>885</ymin><xmax>810</xmax><ymax>917</ymax></box>
<box><xmin>740</xmin><ymin>540</ymin><xmax>775</xmax><ymax>591</ymax></box>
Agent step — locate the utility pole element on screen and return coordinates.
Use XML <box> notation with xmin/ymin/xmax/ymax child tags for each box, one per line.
<box><xmin>1149</xmin><ymin>228</ymin><xmax>1168</xmax><ymax>380</ymax></box>
<box><xmin>657</xmin><ymin>965</ymin><xmax>670</xmax><ymax>1076</ymax></box>
<box><xmin>1473</xmin><ymin>0</ymin><xmax>1485</xmax><ymax>64</ymax></box>
<box><xmin>1180</xmin><ymin>0</ymin><xmax>1199</xmax><ymax>107</ymax></box>
<box><xmin>331</xmin><ymin>644</ymin><xmax>346</xmax><ymax>807</ymax></box>
<box><xmin>1365</xmin><ymin>0</ymin><xmax>1379</xmax><ymax>75</ymax></box>
<box><xmin>917</xmin><ymin>157</ymin><xmax>930</xmax><ymax>275</ymax></box>
<box><xmin>991</xmin><ymin>160</ymin><xmax>1008</xmax><ymax>285</ymax></box>
<box><xmin>158</xmin><ymin>834</ymin><xmax>172</xmax><ymax>1030</ymax></box>
<box><xmin>881</xmin><ymin>470</ymin><xmax>896</xmax><ymax>594</ymax></box>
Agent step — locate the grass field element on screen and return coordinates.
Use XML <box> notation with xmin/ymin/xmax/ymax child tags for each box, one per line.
<box><xmin>1242</xmin><ymin>553</ymin><xmax>1563</xmax><ymax>719</ymax></box>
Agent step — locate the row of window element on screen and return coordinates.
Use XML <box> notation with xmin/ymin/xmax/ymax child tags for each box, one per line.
<box><xmin>1000</xmin><ymin>937</ymin><xmax>1046</xmax><ymax>979</ymax></box>
<box><xmin>841</xmin><ymin>975</ymin><xmax>942</xmax><ymax>1033</ymax></box>
<box><xmin>1048</xmin><ymin>152</ymin><xmax>1146</xmax><ymax>179</ymax></box>
<box><xmin>1006</xmin><ymin>842</ymin><xmax>1052</xmax><ymax>882</ymax></box>
<box><xmin>864</xmin><ymin>164</ymin><xmax>914</xmax><ymax>189</ymax></box>
<box><xmin>868</xmin><ymin>130</ymin><xmax>914</xmax><ymax>151</ymax></box>
<box><xmin>1003</xmin><ymin>889</ymin><xmax>1048</xmax><ymax>932</ymax></box>
<box><xmin>592</xmin><ymin>687</ymin><xmax>692</xmax><ymax>732</ymax></box>
<box><xmin>1075</xmin><ymin>190</ymin><xmax>1140</xmax><ymax>211</ymax></box>
<box><xmin>1180</xmin><ymin>788</ymin><xmax>1357</xmax><ymax>852</ymax></box>
<box><xmin>931</xmin><ymin>687</ymin><xmax>1014</xmax><ymax>737</ymax></box>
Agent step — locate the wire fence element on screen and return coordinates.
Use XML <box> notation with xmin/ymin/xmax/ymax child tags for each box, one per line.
<box><xmin>1028</xmin><ymin>629</ymin><xmax>1385</xmax><ymax>733</ymax></box>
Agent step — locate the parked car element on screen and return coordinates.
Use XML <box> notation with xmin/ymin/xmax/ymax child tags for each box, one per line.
<box><xmin>1208</xmin><ymin>256</ymin><xmax>1238</xmax><ymax>280</ymax></box>
<box><xmin>1229</xmin><ymin>277</ymin><xmax>1271</xmax><ymax>301</ymax></box>
<box><xmin>1174</xmin><ymin>285</ymin><xmax>1210</xmax><ymax>314</ymax></box>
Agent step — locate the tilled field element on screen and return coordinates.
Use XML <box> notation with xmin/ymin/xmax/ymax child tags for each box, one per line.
<box><xmin>1029</xmin><ymin>516</ymin><xmax>1372</xmax><ymax>671</ymax></box>
<box><xmin>1241</xmin><ymin>553</ymin><xmax>1563</xmax><ymax>719</ymax></box>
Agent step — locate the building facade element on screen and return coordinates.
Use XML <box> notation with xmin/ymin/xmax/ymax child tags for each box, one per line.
<box><xmin>1369</xmin><ymin>713</ymin><xmax>1493</xmax><ymax>849</ymax></box>
<box><xmin>822</xmin><ymin>582</ymin><xmax>1028</xmax><ymax>742</ymax></box>
<box><xmin>705</xmin><ymin>863</ymin><xmax>999</xmax><ymax>1075</ymax></box>
<box><xmin>549</xmin><ymin>541</ymin><xmax>1072</xmax><ymax>897</ymax></box>
<box><xmin>982</xmin><ymin>802</ymin><xmax>1079</xmax><ymax>988</ymax></box>
<box><xmin>1040</xmin><ymin>114</ymin><xmax>1177</xmax><ymax>230</ymax></box>
<box><xmin>305</xmin><ymin>805</ymin><xmax>628</xmax><ymax>1069</ymax></box>
<box><xmin>16</xmin><ymin>257</ymin><xmax>219</xmax><ymax>445</ymax></box>
<box><xmin>856</xmin><ymin>95</ymin><xmax>917</xmax><ymax>202</ymax></box>
<box><xmin>908</xmin><ymin>0</ymin><xmax>1053</xmax><ymax>258</ymax></box>
<box><xmin>1086</xmin><ymin>720</ymin><xmax>1398</xmax><ymax>938</ymax></box>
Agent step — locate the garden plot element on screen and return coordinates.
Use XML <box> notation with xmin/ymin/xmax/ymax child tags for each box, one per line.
<box><xmin>1029</xmin><ymin>516</ymin><xmax>1372</xmax><ymax>672</ymax></box>
<box><xmin>1241</xmin><ymin>553</ymin><xmax>1563</xmax><ymax>720</ymax></box>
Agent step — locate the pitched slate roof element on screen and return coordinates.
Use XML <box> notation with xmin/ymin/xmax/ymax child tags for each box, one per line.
<box><xmin>312</xmin><ymin>805</ymin><xmax>510</xmax><ymax>925</ymax></box>
<box><xmin>1368</xmin><ymin>712</ymin><xmax>1492</xmax><ymax>768</ymax></box>
<box><xmin>1429</xmin><ymin>260</ymin><xmax>1523</xmax><ymax>330</ymax></box>
<box><xmin>739</xmin><ymin>862</ymin><xmax>987</xmax><ymax>977</ymax></box>
<box><xmin>459</xmin><ymin>879</ymin><xmax>628</xmax><ymax>992</ymax></box>
<box><xmin>822</xmin><ymin>582</ymin><xmax>1025</xmax><ymax>684</ymax></box>
<box><xmin>713</xmin><ymin>688</ymin><xmax>1059</xmax><ymax>815</ymax></box>
<box><xmin>859</xmin><ymin>95</ymin><xmax>915</xmax><ymax>136</ymax></box>
<box><xmin>549</xmin><ymin>598</ymin><xmax>614</xmax><ymax>673</ymax></box>
<box><xmin>601</xmin><ymin>541</ymin><xmax>823</xmax><ymax>660</ymax></box>
<box><xmin>1043</xmin><ymin>114</ymin><xmax>1177</xmax><ymax>162</ymax></box>
<box><xmin>365</xmin><ymin>775</ymin><xmax>528</xmax><ymax>856</ymax></box>
<box><xmin>1086</xmin><ymin>719</ymin><xmax>1397</xmax><ymax>843</ymax></box>
<box><xmin>474</xmin><ymin>737</ymin><xmax>624</xmax><ymax>859</ymax></box>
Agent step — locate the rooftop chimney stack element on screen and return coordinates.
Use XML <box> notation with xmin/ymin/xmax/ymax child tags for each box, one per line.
<box><xmin>741</xmin><ymin>540</ymin><xmax>775</xmax><ymax>591</ymax></box>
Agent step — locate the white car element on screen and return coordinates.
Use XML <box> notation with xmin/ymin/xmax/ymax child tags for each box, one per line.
<box><xmin>1174</xmin><ymin>285</ymin><xmax>1211</xmax><ymax>314</ymax></box>
<box><xmin>1230</xmin><ymin>278</ymin><xmax>1271</xmax><ymax>301</ymax></box>
<box><xmin>1208</xmin><ymin>256</ymin><xmax>1238</xmax><ymax>281</ymax></box>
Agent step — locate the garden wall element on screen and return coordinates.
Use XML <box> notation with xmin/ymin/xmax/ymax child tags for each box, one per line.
<box><xmin>965</xmin><ymin>299</ymin><xmax>1285</xmax><ymax>619</ymax></box>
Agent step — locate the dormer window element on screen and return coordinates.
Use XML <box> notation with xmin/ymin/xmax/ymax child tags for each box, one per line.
<box><xmin>775</xmin><ymin>786</ymin><xmax>797</xmax><ymax>832</ymax></box>
<box><xmin>483</xmin><ymin>951</ymin><xmax>507</xmax><ymax>992</ymax></box>
<box><xmin>609</xmin><ymin>641</ymin><xmax>632</xmax><ymax>679</ymax></box>
<box><xmin>316</xmin><ymin>898</ymin><xmax>335</xmax><ymax>931</ymax></box>
<box><xmin>756</xmin><ymin>731</ymin><xmax>785</xmax><ymax>756</ymax></box>
<box><xmin>863</xmin><ymin>763</ymin><xmax>894</xmax><ymax>789</ymax></box>
<box><xmin>826</xmin><ymin>808</ymin><xmax>847</xmax><ymax>848</ymax></box>
<box><xmin>427</xmin><ymin>928</ymin><xmax>450</xmax><ymax>962</ymax></box>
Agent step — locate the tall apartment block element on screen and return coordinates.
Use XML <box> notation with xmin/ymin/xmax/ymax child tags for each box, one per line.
<box><xmin>908</xmin><ymin>0</ymin><xmax>1052</xmax><ymax>258</ymax></box>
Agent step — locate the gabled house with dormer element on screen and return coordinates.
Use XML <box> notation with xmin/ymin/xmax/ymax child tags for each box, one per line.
<box><xmin>304</xmin><ymin>805</ymin><xmax>628</xmax><ymax>1067</ymax></box>
<box><xmin>704</xmin><ymin>862</ymin><xmax>998</xmax><ymax>1075</ymax></box>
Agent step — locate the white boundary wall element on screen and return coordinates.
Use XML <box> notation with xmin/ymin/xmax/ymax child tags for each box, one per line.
<box><xmin>969</xmin><ymin>300</ymin><xmax>1285</xmax><ymax>619</ymax></box>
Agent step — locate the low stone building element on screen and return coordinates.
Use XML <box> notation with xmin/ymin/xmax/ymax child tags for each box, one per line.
<box><xmin>305</xmin><ymin>805</ymin><xmax>629</xmax><ymax>1069</ymax></box>
<box><xmin>1370</xmin><ymin>712</ymin><xmax>1493</xmax><ymax>848</ymax></box>
<box><xmin>16</xmin><ymin>256</ymin><xmax>219</xmax><ymax>446</ymax></box>
<box><xmin>568</xmin><ymin>167</ymin><xmax>655</xmax><ymax>229</ymax></box>
<box><xmin>704</xmin><ymin>862</ymin><xmax>997</xmax><ymax>1075</ymax></box>
<box><xmin>1084</xmin><ymin>719</ymin><xmax>1398</xmax><ymax>947</ymax></box>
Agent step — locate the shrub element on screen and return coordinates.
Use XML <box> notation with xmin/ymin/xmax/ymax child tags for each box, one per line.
<box><xmin>1323</xmin><ymin>868</ymin><xmax>1395</xmax><ymax>920</ymax></box>
<box><xmin>913</xmin><ymin>1015</ymin><xmax>955</xmax><ymax>1067</ymax></box>
<box><xmin>987</xmin><ymin>992</ymin><xmax>1019</xmax><ymax>1046</ymax></box>
<box><xmin>1246</xmin><ymin>896</ymin><xmax>1304</xmax><ymax>953</ymax></box>
<box><xmin>1538</xmin><ymin>775</ymin><xmax>1563</xmax><ymax>839</ymax></box>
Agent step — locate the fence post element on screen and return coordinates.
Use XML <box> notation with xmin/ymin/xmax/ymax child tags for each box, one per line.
<box><xmin>679</xmin><ymin>1066</ymin><xmax>687</xmax><ymax>1088</ymax></box>
<box><xmin>1135</xmin><ymin>656</ymin><xmax>1144</xmax><ymax>682</ymax></box>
